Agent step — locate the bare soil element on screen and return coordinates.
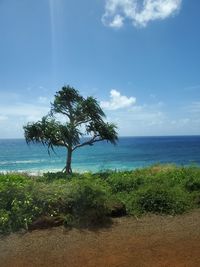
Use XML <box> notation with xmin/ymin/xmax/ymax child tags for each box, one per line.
<box><xmin>0</xmin><ymin>210</ymin><xmax>200</xmax><ymax>267</ymax></box>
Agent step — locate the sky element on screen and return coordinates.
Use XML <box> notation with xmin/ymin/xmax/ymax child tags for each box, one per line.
<box><xmin>0</xmin><ymin>0</ymin><xmax>200</xmax><ymax>138</ymax></box>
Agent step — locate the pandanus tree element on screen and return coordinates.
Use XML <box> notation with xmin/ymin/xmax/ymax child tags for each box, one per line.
<box><xmin>24</xmin><ymin>86</ymin><xmax>118</xmax><ymax>174</ymax></box>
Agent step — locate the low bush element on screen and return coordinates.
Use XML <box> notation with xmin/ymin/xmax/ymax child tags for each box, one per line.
<box><xmin>185</xmin><ymin>178</ymin><xmax>200</xmax><ymax>192</ymax></box>
<box><xmin>106</xmin><ymin>172</ymin><xmax>144</xmax><ymax>193</ymax></box>
<box><xmin>65</xmin><ymin>176</ymin><xmax>111</xmax><ymax>226</ymax></box>
<box><xmin>0</xmin><ymin>209</ymin><xmax>10</xmax><ymax>233</ymax></box>
<box><xmin>0</xmin><ymin>174</ymin><xmax>69</xmax><ymax>233</ymax></box>
<box><xmin>0</xmin><ymin>174</ymin><xmax>37</xmax><ymax>232</ymax></box>
<box><xmin>42</xmin><ymin>171</ymin><xmax>69</xmax><ymax>181</ymax></box>
<box><xmin>1</xmin><ymin>165</ymin><xmax>200</xmax><ymax>234</ymax></box>
<box><xmin>133</xmin><ymin>185</ymin><xmax>190</xmax><ymax>215</ymax></box>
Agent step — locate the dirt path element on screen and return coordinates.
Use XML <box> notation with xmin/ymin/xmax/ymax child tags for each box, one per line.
<box><xmin>0</xmin><ymin>210</ymin><xmax>200</xmax><ymax>267</ymax></box>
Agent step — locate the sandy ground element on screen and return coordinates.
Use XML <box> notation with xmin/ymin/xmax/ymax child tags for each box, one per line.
<box><xmin>0</xmin><ymin>210</ymin><xmax>200</xmax><ymax>267</ymax></box>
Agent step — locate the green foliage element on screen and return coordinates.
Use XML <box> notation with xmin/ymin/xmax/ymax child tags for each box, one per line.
<box><xmin>63</xmin><ymin>214</ymin><xmax>75</xmax><ymax>228</ymax></box>
<box><xmin>65</xmin><ymin>175</ymin><xmax>111</xmax><ymax>226</ymax></box>
<box><xmin>0</xmin><ymin>209</ymin><xmax>10</xmax><ymax>233</ymax></box>
<box><xmin>0</xmin><ymin>174</ymin><xmax>37</xmax><ymax>232</ymax></box>
<box><xmin>24</xmin><ymin>116</ymin><xmax>69</xmax><ymax>153</ymax></box>
<box><xmin>41</xmin><ymin>171</ymin><xmax>85</xmax><ymax>182</ymax></box>
<box><xmin>0</xmin><ymin>173</ymin><xmax>69</xmax><ymax>233</ymax></box>
<box><xmin>30</xmin><ymin>181</ymin><xmax>69</xmax><ymax>216</ymax></box>
<box><xmin>1</xmin><ymin>165</ymin><xmax>200</xmax><ymax>234</ymax></box>
<box><xmin>42</xmin><ymin>172</ymin><xmax>72</xmax><ymax>182</ymax></box>
<box><xmin>185</xmin><ymin>179</ymin><xmax>200</xmax><ymax>192</ymax></box>
<box><xmin>133</xmin><ymin>185</ymin><xmax>190</xmax><ymax>215</ymax></box>
<box><xmin>106</xmin><ymin>171</ymin><xmax>144</xmax><ymax>193</ymax></box>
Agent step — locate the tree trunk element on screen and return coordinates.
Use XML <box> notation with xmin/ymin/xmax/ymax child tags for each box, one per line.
<box><xmin>66</xmin><ymin>148</ymin><xmax>72</xmax><ymax>174</ymax></box>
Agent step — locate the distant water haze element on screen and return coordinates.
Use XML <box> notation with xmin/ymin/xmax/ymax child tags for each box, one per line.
<box><xmin>0</xmin><ymin>136</ymin><xmax>200</xmax><ymax>174</ymax></box>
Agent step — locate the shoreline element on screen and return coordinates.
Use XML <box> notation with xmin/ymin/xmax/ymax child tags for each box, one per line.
<box><xmin>0</xmin><ymin>166</ymin><xmax>139</xmax><ymax>176</ymax></box>
<box><xmin>1</xmin><ymin>163</ymin><xmax>199</xmax><ymax>176</ymax></box>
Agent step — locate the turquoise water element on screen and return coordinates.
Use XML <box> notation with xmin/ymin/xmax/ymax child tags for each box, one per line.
<box><xmin>0</xmin><ymin>136</ymin><xmax>200</xmax><ymax>173</ymax></box>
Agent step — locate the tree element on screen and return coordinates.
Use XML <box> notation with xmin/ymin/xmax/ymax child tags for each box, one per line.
<box><xmin>24</xmin><ymin>86</ymin><xmax>118</xmax><ymax>174</ymax></box>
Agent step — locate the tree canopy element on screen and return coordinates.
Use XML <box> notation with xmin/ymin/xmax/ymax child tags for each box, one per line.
<box><xmin>24</xmin><ymin>85</ymin><xmax>118</xmax><ymax>174</ymax></box>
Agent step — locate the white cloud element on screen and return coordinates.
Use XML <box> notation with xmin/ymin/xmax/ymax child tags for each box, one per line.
<box><xmin>0</xmin><ymin>104</ymin><xmax>48</xmax><ymax>119</ymax></box>
<box><xmin>103</xmin><ymin>96</ymin><xmax>200</xmax><ymax>136</ymax></box>
<box><xmin>102</xmin><ymin>0</ymin><xmax>182</xmax><ymax>28</ymax></box>
<box><xmin>110</xmin><ymin>14</ymin><xmax>124</xmax><ymax>28</ymax></box>
<box><xmin>106</xmin><ymin>102</ymin><xmax>166</xmax><ymax>136</ymax></box>
<box><xmin>101</xmin><ymin>89</ymin><xmax>136</xmax><ymax>110</ymax></box>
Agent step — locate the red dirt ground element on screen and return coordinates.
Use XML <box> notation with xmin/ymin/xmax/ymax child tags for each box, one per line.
<box><xmin>0</xmin><ymin>210</ymin><xmax>200</xmax><ymax>267</ymax></box>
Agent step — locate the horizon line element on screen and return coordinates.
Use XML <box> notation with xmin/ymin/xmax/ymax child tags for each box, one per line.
<box><xmin>0</xmin><ymin>134</ymin><xmax>200</xmax><ymax>140</ymax></box>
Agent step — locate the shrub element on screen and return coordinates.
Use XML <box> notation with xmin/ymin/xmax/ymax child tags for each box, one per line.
<box><xmin>30</xmin><ymin>181</ymin><xmax>70</xmax><ymax>216</ymax></box>
<box><xmin>185</xmin><ymin>178</ymin><xmax>200</xmax><ymax>192</ymax></box>
<box><xmin>0</xmin><ymin>174</ymin><xmax>30</xmax><ymax>210</ymax></box>
<box><xmin>133</xmin><ymin>185</ymin><xmax>190</xmax><ymax>215</ymax></box>
<box><xmin>1</xmin><ymin>166</ymin><xmax>200</xmax><ymax>233</ymax></box>
<box><xmin>0</xmin><ymin>174</ymin><xmax>39</xmax><ymax>232</ymax></box>
<box><xmin>41</xmin><ymin>172</ymin><xmax>71</xmax><ymax>182</ymax></box>
<box><xmin>41</xmin><ymin>171</ymin><xmax>93</xmax><ymax>182</ymax></box>
<box><xmin>93</xmin><ymin>170</ymin><xmax>114</xmax><ymax>180</ymax></box>
<box><xmin>106</xmin><ymin>172</ymin><xmax>144</xmax><ymax>193</ymax></box>
<box><xmin>65</xmin><ymin>176</ymin><xmax>111</xmax><ymax>226</ymax></box>
<box><xmin>0</xmin><ymin>174</ymin><xmax>69</xmax><ymax>232</ymax></box>
<box><xmin>0</xmin><ymin>209</ymin><xmax>10</xmax><ymax>234</ymax></box>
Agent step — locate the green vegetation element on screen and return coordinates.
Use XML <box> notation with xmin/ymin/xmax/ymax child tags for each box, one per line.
<box><xmin>0</xmin><ymin>165</ymin><xmax>200</xmax><ymax>234</ymax></box>
<box><xmin>24</xmin><ymin>86</ymin><xmax>118</xmax><ymax>174</ymax></box>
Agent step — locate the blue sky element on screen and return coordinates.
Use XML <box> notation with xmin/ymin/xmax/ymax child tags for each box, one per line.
<box><xmin>0</xmin><ymin>0</ymin><xmax>200</xmax><ymax>138</ymax></box>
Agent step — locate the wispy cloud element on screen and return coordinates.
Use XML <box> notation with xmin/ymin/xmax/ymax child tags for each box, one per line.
<box><xmin>0</xmin><ymin>103</ymin><xmax>48</xmax><ymax>119</ymax></box>
<box><xmin>106</xmin><ymin>102</ymin><xmax>166</xmax><ymax>135</ymax></box>
<box><xmin>101</xmin><ymin>90</ymin><xmax>200</xmax><ymax>136</ymax></box>
<box><xmin>101</xmin><ymin>89</ymin><xmax>136</xmax><ymax>110</ymax></box>
<box><xmin>102</xmin><ymin>0</ymin><xmax>182</xmax><ymax>28</ymax></box>
<box><xmin>0</xmin><ymin>102</ymin><xmax>49</xmax><ymax>138</ymax></box>
<box><xmin>188</xmin><ymin>101</ymin><xmax>200</xmax><ymax>114</ymax></box>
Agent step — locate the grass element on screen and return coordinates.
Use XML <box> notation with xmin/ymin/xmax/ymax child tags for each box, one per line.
<box><xmin>0</xmin><ymin>164</ymin><xmax>200</xmax><ymax>233</ymax></box>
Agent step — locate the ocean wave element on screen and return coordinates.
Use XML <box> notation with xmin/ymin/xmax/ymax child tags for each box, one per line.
<box><xmin>0</xmin><ymin>167</ymin><xmax>93</xmax><ymax>176</ymax></box>
<box><xmin>0</xmin><ymin>168</ymin><xmax>63</xmax><ymax>176</ymax></box>
<box><xmin>0</xmin><ymin>159</ymin><xmax>47</xmax><ymax>166</ymax></box>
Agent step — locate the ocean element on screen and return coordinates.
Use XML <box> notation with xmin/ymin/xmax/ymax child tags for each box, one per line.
<box><xmin>0</xmin><ymin>136</ymin><xmax>200</xmax><ymax>174</ymax></box>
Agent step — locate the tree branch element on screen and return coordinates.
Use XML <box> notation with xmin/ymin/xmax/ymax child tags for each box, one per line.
<box><xmin>53</xmin><ymin>109</ymin><xmax>71</xmax><ymax>119</ymax></box>
<box><xmin>58</xmin><ymin>140</ymin><xmax>69</xmax><ymax>148</ymax></box>
<box><xmin>74</xmin><ymin>118</ymin><xmax>91</xmax><ymax>127</ymax></box>
<box><xmin>72</xmin><ymin>135</ymin><xmax>104</xmax><ymax>151</ymax></box>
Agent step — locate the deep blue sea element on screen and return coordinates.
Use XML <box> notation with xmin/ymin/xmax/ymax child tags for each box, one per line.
<box><xmin>0</xmin><ymin>136</ymin><xmax>200</xmax><ymax>174</ymax></box>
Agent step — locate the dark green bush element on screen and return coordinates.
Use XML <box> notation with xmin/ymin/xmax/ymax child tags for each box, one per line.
<box><xmin>133</xmin><ymin>185</ymin><xmax>190</xmax><ymax>215</ymax></box>
<box><xmin>106</xmin><ymin>172</ymin><xmax>144</xmax><ymax>193</ymax></box>
<box><xmin>63</xmin><ymin>214</ymin><xmax>75</xmax><ymax>228</ymax></box>
<box><xmin>0</xmin><ymin>209</ymin><xmax>11</xmax><ymax>233</ymax></box>
<box><xmin>93</xmin><ymin>170</ymin><xmax>114</xmax><ymax>180</ymax></box>
<box><xmin>41</xmin><ymin>172</ymin><xmax>70</xmax><ymax>181</ymax></box>
<box><xmin>66</xmin><ymin>176</ymin><xmax>111</xmax><ymax>226</ymax></box>
<box><xmin>185</xmin><ymin>178</ymin><xmax>200</xmax><ymax>192</ymax></box>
